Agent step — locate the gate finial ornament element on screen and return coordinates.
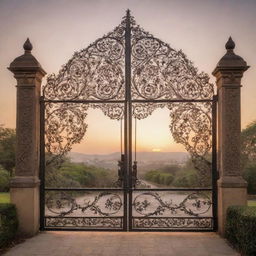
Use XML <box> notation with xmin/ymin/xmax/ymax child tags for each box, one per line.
<box><xmin>23</xmin><ymin>38</ymin><xmax>33</xmax><ymax>53</ymax></box>
<box><xmin>9</xmin><ymin>38</ymin><xmax>45</xmax><ymax>71</ymax></box>
<box><xmin>213</xmin><ymin>37</ymin><xmax>248</xmax><ymax>69</ymax></box>
<box><xmin>225</xmin><ymin>36</ymin><xmax>235</xmax><ymax>51</ymax></box>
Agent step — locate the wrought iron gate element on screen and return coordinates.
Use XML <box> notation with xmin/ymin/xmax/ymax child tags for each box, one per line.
<box><xmin>40</xmin><ymin>10</ymin><xmax>217</xmax><ymax>231</ymax></box>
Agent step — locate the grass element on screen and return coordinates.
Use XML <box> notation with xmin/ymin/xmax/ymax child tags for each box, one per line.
<box><xmin>248</xmin><ymin>200</ymin><xmax>256</xmax><ymax>206</ymax></box>
<box><xmin>0</xmin><ymin>192</ymin><xmax>10</xmax><ymax>203</ymax></box>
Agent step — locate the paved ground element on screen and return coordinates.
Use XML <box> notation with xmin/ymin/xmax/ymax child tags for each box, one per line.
<box><xmin>3</xmin><ymin>232</ymin><xmax>240</xmax><ymax>256</ymax></box>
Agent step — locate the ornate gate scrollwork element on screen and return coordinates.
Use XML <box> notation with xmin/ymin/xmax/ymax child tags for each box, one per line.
<box><xmin>43</xmin><ymin>11</ymin><xmax>214</xmax><ymax>158</ymax></box>
<box><xmin>46</xmin><ymin>192</ymin><xmax>123</xmax><ymax>217</ymax></box>
<box><xmin>41</xmin><ymin>10</ymin><xmax>216</xmax><ymax>231</ymax></box>
<box><xmin>44</xmin><ymin>103</ymin><xmax>88</xmax><ymax>164</ymax></box>
<box><xmin>168</xmin><ymin>102</ymin><xmax>213</xmax><ymax>186</ymax></box>
<box><xmin>133</xmin><ymin>192</ymin><xmax>211</xmax><ymax>217</ymax></box>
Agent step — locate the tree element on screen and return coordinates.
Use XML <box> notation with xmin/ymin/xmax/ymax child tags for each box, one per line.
<box><xmin>241</xmin><ymin>121</ymin><xmax>256</xmax><ymax>195</ymax></box>
<box><xmin>241</xmin><ymin>121</ymin><xmax>256</xmax><ymax>167</ymax></box>
<box><xmin>0</xmin><ymin>126</ymin><xmax>16</xmax><ymax>175</ymax></box>
<box><xmin>243</xmin><ymin>164</ymin><xmax>256</xmax><ymax>194</ymax></box>
<box><xmin>0</xmin><ymin>166</ymin><xmax>10</xmax><ymax>192</ymax></box>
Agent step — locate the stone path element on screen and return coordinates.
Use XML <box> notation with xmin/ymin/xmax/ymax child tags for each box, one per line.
<box><xmin>3</xmin><ymin>232</ymin><xmax>240</xmax><ymax>256</ymax></box>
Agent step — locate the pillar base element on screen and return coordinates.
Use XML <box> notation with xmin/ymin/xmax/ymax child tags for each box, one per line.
<box><xmin>10</xmin><ymin>185</ymin><xmax>40</xmax><ymax>236</ymax></box>
<box><xmin>217</xmin><ymin>176</ymin><xmax>247</xmax><ymax>236</ymax></box>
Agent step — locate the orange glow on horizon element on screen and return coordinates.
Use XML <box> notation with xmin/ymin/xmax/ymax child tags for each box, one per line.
<box><xmin>152</xmin><ymin>148</ymin><xmax>161</xmax><ymax>152</ymax></box>
<box><xmin>71</xmin><ymin>108</ymin><xmax>187</xmax><ymax>154</ymax></box>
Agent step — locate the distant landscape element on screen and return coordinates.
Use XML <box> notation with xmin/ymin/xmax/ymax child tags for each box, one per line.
<box><xmin>69</xmin><ymin>151</ymin><xmax>189</xmax><ymax>170</ymax></box>
<box><xmin>43</xmin><ymin>151</ymin><xmax>210</xmax><ymax>188</ymax></box>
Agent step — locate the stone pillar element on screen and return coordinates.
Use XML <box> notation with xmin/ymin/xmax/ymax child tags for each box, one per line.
<box><xmin>212</xmin><ymin>37</ymin><xmax>249</xmax><ymax>235</ymax></box>
<box><xmin>8</xmin><ymin>39</ymin><xmax>46</xmax><ymax>236</ymax></box>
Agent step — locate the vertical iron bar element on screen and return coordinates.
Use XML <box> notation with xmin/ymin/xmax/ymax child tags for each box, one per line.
<box><xmin>39</xmin><ymin>96</ymin><xmax>46</xmax><ymax>230</ymax></box>
<box><xmin>134</xmin><ymin>118</ymin><xmax>137</xmax><ymax>161</ymax></box>
<box><xmin>212</xmin><ymin>95</ymin><xmax>218</xmax><ymax>231</ymax></box>
<box><xmin>120</xmin><ymin>118</ymin><xmax>123</xmax><ymax>155</ymax></box>
<box><xmin>124</xmin><ymin>9</ymin><xmax>132</xmax><ymax>231</ymax></box>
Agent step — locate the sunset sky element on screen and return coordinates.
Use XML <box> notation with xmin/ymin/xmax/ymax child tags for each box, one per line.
<box><xmin>0</xmin><ymin>0</ymin><xmax>255</xmax><ymax>154</ymax></box>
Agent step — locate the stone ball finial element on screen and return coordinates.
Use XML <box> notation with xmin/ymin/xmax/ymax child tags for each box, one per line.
<box><xmin>23</xmin><ymin>38</ymin><xmax>33</xmax><ymax>52</ymax></box>
<box><xmin>225</xmin><ymin>37</ymin><xmax>235</xmax><ymax>51</ymax></box>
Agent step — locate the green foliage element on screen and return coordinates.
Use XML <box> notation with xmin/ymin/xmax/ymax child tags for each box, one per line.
<box><xmin>0</xmin><ymin>204</ymin><xmax>18</xmax><ymax>248</ymax></box>
<box><xmin>144</xmin><ymin>161</ymin><xmax>203</xmax><ymax>188</ymax></box>
<box><xmin>241</xmin><ymin>120</ymin><xmax>256</xmax><ymax>166</ymax></box>
<box><xmin>226</xmin><ymin>206</ymin><xmax>256</xmax><ymax>256</ymax></box>
<box><xmin>243</xmin><ymin>164</ymin><xmax>256</xmax><ymax>194</ymax></box>
<box><xmin>0</xmin><ymin>193</ymin><xmax>10</xmax><ymax>204</ymax></box>
<box><xmin>173</xmin><ymin>169</ymin><xmax>200</xmax><ymax>187</ymax></box>
<box><xmin>45</xmin><ymin>159</ymin><xmax>115</xmax><ymax>188</ymax></box>
<box><xmin>0</xmin><ymin>168</ymin><xmax>10</xmax><ymax>192</ymax></box>
<box><xmin>145</xmin><ymin>170</ymin><xmax>174</xmax><ymax>186</ymax></box>
<box><xmin>248</xmin><ymin>200</ymin><xmax>256</xmax><ymax>207</ymax></box>
<box><xmin>159</xmin><ymin>165</ymin><xmax>180</xmax><ymax>175</ymax></box>
<box><xmin>0</xmin><ymin>127</ymin><xmax>16</xmax><ymax>174</ymax></box>
<box><xmin>241</xmin><ymin>121</ymin><xmax>256</xmax><ymax>194</ymax></box>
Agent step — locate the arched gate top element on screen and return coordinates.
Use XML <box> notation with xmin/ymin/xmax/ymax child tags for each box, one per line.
<box><xmin>43</xmin><ymin>11</ymin><xmax>215</xmax><ymax>168</ymax></box>
<box><xmin>43</xmin><ymin>10</ymin><xmax>214</xmax><ymax>105</ymax></box>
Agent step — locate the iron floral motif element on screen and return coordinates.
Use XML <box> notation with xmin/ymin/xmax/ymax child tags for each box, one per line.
<box><xmin>132</xmin><ymin>103</ymin><xmax>165</xmax><ymax>120</ymax></box>
<box><xmin>130</xmin><ymin>15</ymin><xmax>214</xmax><ymax>100</ymax></box>
<box><xmin>133</xmin><ymin>192</ymin><xmax>212</xmax><ymax>217</ymax></box>
<box><xmin>133</xmin><ymin>217</ymin><xmax>212</xmax><ymax>229</ymax></box>
<box><xmin>45</xmin><ymin>103</ymin><xmax>88</xmax><ymax>163</ymax></box>
<box><xmin>168</xmin><ymin>102</ymin><xmax>212</xmax><ymax>185</ymax></box>
<box><xmin>46</xmin><ymin>191</ymin><xmax>123</xmax><ymax>217</ymax></box>
<box><xmin>169</xmin><ymin>102</ymin><xmax>212</xmax><ymax>156</ymax></box>
<box><xmin>90</xmin><ymin>103</ymin><xmax>124</xmax><ymax>120</ymax></box>
<box><xmin>46</xmin><ymin>217</ymin><xmax>122</xmax><ymax>228</ymax></box>
<box><xmin>43</xmin><ymin>20</ymin><xmax>126</xmax><ymax>101</ymax></box>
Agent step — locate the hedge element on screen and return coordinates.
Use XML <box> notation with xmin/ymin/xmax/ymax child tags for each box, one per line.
<box><xmin>0</xmin><ymin>203</ymin><xmax>18</xmax><ymax>248</ymax></box>
<box><xmin>226</xmin><ymin>206</ymin><xmax>256</xmax><ymax>256</ymax></box>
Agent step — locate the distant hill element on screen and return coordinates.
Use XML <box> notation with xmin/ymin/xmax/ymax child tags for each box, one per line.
<box><xmin>69</xmin><ymin>151</ymin><xmax>189</xmax><ymax>165</ymax></box>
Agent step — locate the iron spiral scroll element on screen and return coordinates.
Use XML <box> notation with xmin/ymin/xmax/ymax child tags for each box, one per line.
<box><xmin>133</xmin><ymin>192</ymin><xmax>212</xmax><ymax>217</ymax></box>
<box><xmin>46</xmin><ymin>192</ymin><xmax>123</xmax><ymax>217</ymax></box>
<box><xmin>45</xmin><ymin>191</ymin><xmax>211</xmax><ymax>218</ymax></box>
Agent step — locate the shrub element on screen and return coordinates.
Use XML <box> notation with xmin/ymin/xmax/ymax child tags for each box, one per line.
<box><xmin>0</xmin><ymin>204</ymin><xmax>18</xmax><ymax>248</ymax></box>
<box><xmin>45</xmin><ymin>161</ymin><xmax>115</xmax><ymax>188</ymax></box>
<box><xmin>173</xmin><ymin>175</ymin><xmax>189</xmax><ymax>187</ymax></box>
<box><xmin>172</xmin><ymin>170</ymin><xmax>198</xmax><ymax>187</ymax></box>
<box><xmin>160</xmin><ymin>165</ymin><xmax>180</xmax><ymax>175</ymax></box>
<box><xmin>226</xmin><ymin>206</ymin><xmax>256</xmax><ymax>256</ymax></box>
<box><xmin>144</xmin><ymin>170</ymin><xmax>160</xmax><ymax>184</ymax></box>
<box><xmin>243</xmin><ymin>164</ymin><xmax>256</xmax><ymax>194</ymax></box>
<box><xmin>0</xmin><ymin>168</ymin><xmax>10</xmax><ymax>192</ymax></box>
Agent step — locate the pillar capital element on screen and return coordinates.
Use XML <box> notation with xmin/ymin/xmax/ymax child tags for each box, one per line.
<box><xmin>212</xmin><ymin>37</ymin><xmax>249</xmax><ymax>87</ymax></box>
<box><xmin>8</xmin><ymin>38</ymin><xmax>46</xmax><ymax>80</ymax></box>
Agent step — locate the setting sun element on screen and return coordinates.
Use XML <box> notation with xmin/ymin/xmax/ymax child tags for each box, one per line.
<box><xmin>152</xmin><ymin>148</ymin><xmax>161</xmax><ymax>152</ymax></box>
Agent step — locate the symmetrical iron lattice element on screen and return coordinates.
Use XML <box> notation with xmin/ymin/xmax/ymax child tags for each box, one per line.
<box><xmin>40</xmin><ymin>10</ymin><xmax>217</xmax><ymax>231</ymax></box>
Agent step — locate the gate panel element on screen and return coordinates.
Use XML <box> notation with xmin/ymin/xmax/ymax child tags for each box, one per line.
<box><xmin>129</xmin><ymin>100</ymin><xmax>217</xmax><ymax>231</ymax></box>
<box><xmin>131</xmin><ymin>189</ymin><xmax>213</xmax><ymax>230</ymax></box>
<box><xmin>40</xmin><ymin>103</ymin><xmax>127</xmax><ymax>231</ymax></box>
<box><xmin>44</xmin><ymin>189</ymin><xmax>125</xmax><ymax>230</ymax></box>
